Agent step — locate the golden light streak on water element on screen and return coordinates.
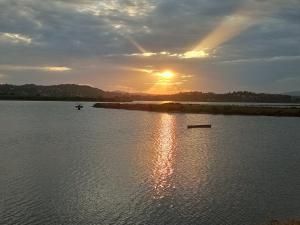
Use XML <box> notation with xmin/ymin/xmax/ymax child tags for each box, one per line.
<box><xmin>152</xmin><ymin>114</ymin><xmax>176</xmax><ymax>199</ymax></box>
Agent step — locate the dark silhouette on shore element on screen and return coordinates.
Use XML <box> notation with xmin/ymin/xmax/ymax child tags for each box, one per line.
<box><xmin>0</xmin><ymin>84</ymin><xmax>131</xmax><ymax>102</ymax></box>
<box><xmin>93</xmin><ymin>102</ymin><xmax>300</xmax><ymax>117</ymax></box>
<box><xmin>1</xmin><ymin>84</ymin><xmax>300</xmax><ymax>103</ymax></box>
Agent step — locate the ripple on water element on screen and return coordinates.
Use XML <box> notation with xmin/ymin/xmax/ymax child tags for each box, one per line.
<box><xmin>0</xmin><ymin>102</ymin><xmax>299</xmax><ymax>225</ymax></box>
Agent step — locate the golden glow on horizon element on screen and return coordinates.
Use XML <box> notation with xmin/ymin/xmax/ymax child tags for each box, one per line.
<box><xmin>119</xmin><ymin>66</ymin><xmax>183</xmax><ymax>94</ymax></box>
<box><xmin>147</xmin><ymin>70</ymin><xmax>179</xmax><ymax>94</ymax></box>
<box><xmin>147</xmin><ymin>84</ymin><xmax>181</xmax><ymax>95</ymax></box>
<box><xmin>124</xmin><ymin>67</ymin><xmax>176</xmax><ymax>80</ymax></box>
<box><xmin>159</xmin><ymin>70</ymin><xmax>174</xmax><ymax>79</ymax></box>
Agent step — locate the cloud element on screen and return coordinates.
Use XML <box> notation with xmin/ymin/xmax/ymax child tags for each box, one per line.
<box><xmin>43</xmin><ymin>67</ymin><xmax>71</xmax><ymax>72</ymax></box>
<box><xmin>117</xmin><ymin>50</ymin><xmax>210</xmax><ymax>59</ymax></box>
<box><xmin>0</xmin><ymin>73</ymin><xmax>7</xmax><ymax>83</ymax></box>
<box><xmin>220</xmin><ymin>55</ymin><xmax>300</xmax><ymax>64</ymax></box>
<box><xmin>0</xmin><ymin>32</ymin><xmax>32</xmax><ymax>44</ymax></box>
<box><xmin>0</xmin><ymin>65</ymin><xmax>71</xmax><ymax>72</ymax></box>
<box><xmin>77</xmin><ymin>0</ymin><xmax>157</xmax><ymax>17</ymax></box>
<box><xmin>0</xmin><ymin>0</ymin><xmax>299</xmax><ymax>92</ymax></box>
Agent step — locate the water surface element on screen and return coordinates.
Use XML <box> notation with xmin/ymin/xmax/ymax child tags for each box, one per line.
<box><xmin>0</xmin><ymin>101</ymin><xmax>299</xmax><ymax>225</ymax></box>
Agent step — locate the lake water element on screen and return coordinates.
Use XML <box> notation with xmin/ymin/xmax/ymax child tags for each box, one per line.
<box><xmin>0</xmin><ymin>101</ymin><xmax>299</xmax><ymax>225</ymax></box>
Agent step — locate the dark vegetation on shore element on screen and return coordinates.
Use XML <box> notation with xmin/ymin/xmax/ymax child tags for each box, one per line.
<box><xmin>93</xmin><ymin>103</ymin><xmax>300</xmax><ymax>117</ymax></box>
<box><xmin>1</xmin><ymin>84</ymin><xmax>300</xmax><ymax>103</ymax></box>
<box><xmin>129</xmin><ymin>91</ymin><xmax>300</xmax><ymax>103</ymax></box>
<box><xmin>262</xmin><ymin>220</ymin><xmax>300</xmax><ymax>225</ymax></box>
<box><xmin>0</xmin><ymin>84</ymin><xmax>131</xmax><ymax>102</ymax></box>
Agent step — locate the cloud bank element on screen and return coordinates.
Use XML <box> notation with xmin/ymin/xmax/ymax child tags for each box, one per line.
<box><xmin>0</xmin><ymin>0</ymin><xmax>299</xmax><ymax>93</ymax></box>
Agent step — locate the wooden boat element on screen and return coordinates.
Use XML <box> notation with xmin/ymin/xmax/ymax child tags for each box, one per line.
<box><xmin>187</xmin><ymin>124</ymin><xmax>211</xmax><ymax>129</ymax></box>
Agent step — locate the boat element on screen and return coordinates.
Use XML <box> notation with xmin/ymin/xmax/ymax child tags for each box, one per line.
<box><xmin>187</xmin><ymin>124</ymin><xmax>211</xmax><ymax>129</ymax></box>
<box><xmin>75</xmin><ymin>104</ymin><xmax>84</xmax><ymax>110</ymax></box>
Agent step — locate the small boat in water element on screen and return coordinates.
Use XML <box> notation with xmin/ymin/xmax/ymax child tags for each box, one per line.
<box><xmin>75</xmin><ymin>104</ymin><xmax>84</xmax><ymax>110</ymax></box>
<box><xmin>188</xmin><ymin>124</ymin><xmax>211</xmax><ymax>129</ymax></box>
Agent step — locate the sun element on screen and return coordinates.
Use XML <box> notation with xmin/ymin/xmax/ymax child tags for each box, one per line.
<box><xmin>159</xmin><ymin>70</ymin><xmax>174</xmax><ymax>79</ymax></box>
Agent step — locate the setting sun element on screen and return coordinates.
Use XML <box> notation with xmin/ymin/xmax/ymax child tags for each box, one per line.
<box><xmin>159</xmin><ymin>70</ymin><xmax>174</xmax><ymax>79</ymax></box>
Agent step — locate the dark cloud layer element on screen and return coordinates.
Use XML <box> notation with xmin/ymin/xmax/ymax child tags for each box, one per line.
<box><xmin>0</xmin><ymin>0</ymin><xmax>299</xmax><ymax>92</ymax></box>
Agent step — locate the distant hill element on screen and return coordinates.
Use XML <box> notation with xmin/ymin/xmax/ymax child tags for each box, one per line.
<box><xmin>284</xmin><ymin>91</ymin><xmax>300</xmax><ymax>96</ymax></box>
<box><xmin>0</xmin><ymin>84</ymin><xmax>104</xmax><ymax>98</ymax></box>
<box><xmin>0</xmin><ymin>84</ymin><xmax>130</xmax><ymax>101</ymax></box>
<box><xmin>1</xmin><ymin>84</ymin><xmax>300</xmax><ymax>103</ymax></box>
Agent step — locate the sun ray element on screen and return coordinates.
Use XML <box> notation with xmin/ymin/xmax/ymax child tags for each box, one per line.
<box><xmin>184</xmin><ymin>0</ymin><xmax>275</xmax><ymax>58</ymax></box>
<box><xmin>193</xmin><ymin>12</ymin><xmax>254</xmax><ymax>52</ymax></box>
<box><xmin>123</xmin><ymin>34</ymin><xmax>148</xmax><ymax>54</ymax></box>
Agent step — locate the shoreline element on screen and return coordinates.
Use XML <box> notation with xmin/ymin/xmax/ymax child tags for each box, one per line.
<box><xmin>93</xmin><ymin>102</ymin><xmax>300</xmax><ymax>117</ymax></box>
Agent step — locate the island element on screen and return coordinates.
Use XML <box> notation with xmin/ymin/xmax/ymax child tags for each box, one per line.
<box><xmin>93</xmin><ymin>102</ymin><xmax>300</xmax><ymax>117</ymax></box>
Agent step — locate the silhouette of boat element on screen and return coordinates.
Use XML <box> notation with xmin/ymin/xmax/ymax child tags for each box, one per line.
<box><xmin>75</xmin><ymin>104</ymin><xmax>83</xmax><ymax>110</ymax></box>
<box><xmin>188</xmin><ymin>124</ymin><xmax>211</xmax><ymax>129</ymax></box>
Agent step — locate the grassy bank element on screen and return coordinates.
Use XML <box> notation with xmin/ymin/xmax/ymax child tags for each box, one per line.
<box><xmin>93</xmin><ymin>102</ymin><xmax>300</xmax><ymax>117</ymax></box>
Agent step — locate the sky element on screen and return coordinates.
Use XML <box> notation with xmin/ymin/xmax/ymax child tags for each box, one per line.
<box><xmin>0</xmin><ymin>0</ymin><xmax>299</xmax><ymax>94</ymax></box>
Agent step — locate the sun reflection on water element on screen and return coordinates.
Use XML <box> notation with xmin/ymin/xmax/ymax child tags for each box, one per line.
<box><xmin>152</xmin><ymin>114</ymin><xmax>176</xmax><ymax>199</ymax></box>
